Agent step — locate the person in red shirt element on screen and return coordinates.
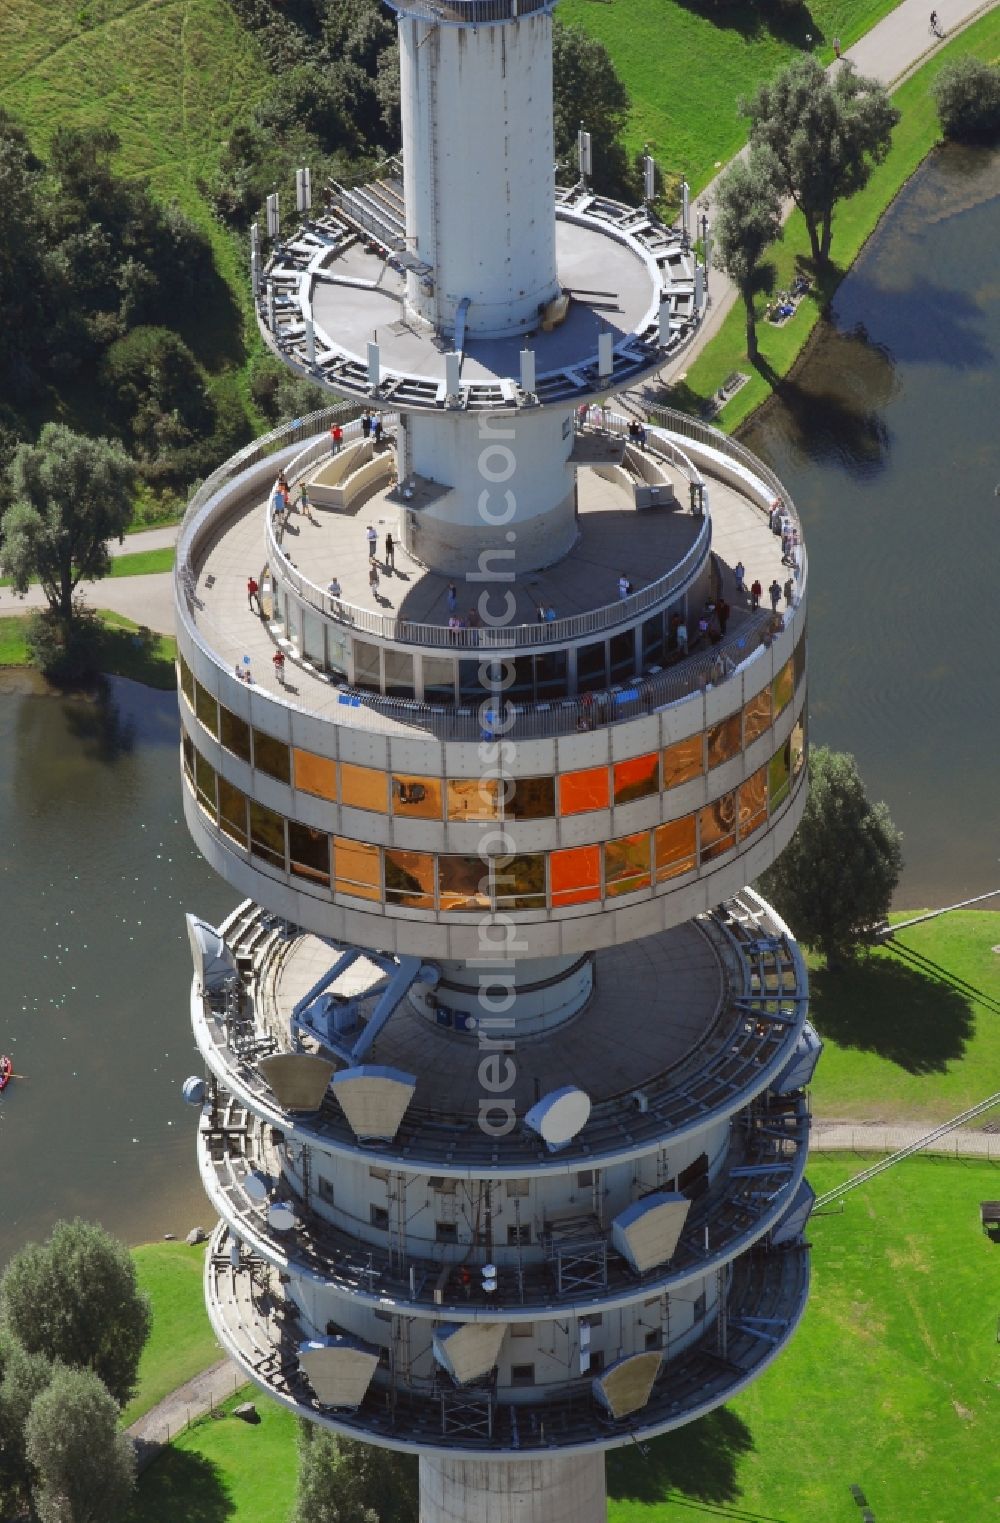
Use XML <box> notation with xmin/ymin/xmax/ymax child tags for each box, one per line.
<box><xmin>750</xmin><ymin>578</ymin><xmax>762</xmax><ymax>611</ymax></box>
<box><xmin>330</xmin><ymin>423</ymin><xmax>343</xmax><ymax>455</ymax></box>
<box><xmin>247</xmin><ymin>576</ymin><xmax>260</xmax><ymax>613</ymax></box>
<box><xmin>272</xmin><ymin>649</ymin><xmax>286</xmax><ymax>684</ymax></box>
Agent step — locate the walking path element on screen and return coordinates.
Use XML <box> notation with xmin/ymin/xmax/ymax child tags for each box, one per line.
<box><xmin>655</xmin><ymin>0</ymin><xmax>999</xmax><ymax>390</ymax></box>
<box><xmin>126</xmin><ymin>1357</ymin><xmax>243</xmax><ymax>1471</ymax></box>
<box><xmin>0</xmin><ymin>522</ymin><xmax>179</xmax><ymax>635</ymax></box>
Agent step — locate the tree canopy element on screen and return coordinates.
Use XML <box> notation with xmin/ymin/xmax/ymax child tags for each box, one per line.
<box><xmin>742</xmin><ymin>58</ymin><xmax>899</xmax><ymax>263</ymax></box>
<box><xmin>758</xmin><ymin>746</ymin><xmax>903</xmax><ymax>965</ymax></box>
<box><xmin>0</xmin><ymin>1328</ymin><xmax>53</xmax><ymax>1514</ymax></box>
<box><xmin>713</xmin><ymin>148</ymin><xmax>783</xmax><ymax>360</ymax></box>
<box><xmin>293</xmin><ymin>1424</ymin><xmax>418</xmax><ymax>1523</ymax></box>
<box><xmin>552</xmin><ymin>21</ymin><xmax>636</xmax><ymax>199</ymax></box>
<box><xmin>25</xmin><ymin>1365</ymin><xmax>136</xmax><ymax>1523</ymax></box>
<box><xmin>933</xmin><ymin>56</ymin><xmax>1000</xmax><ymax>143</ymax></box>
<box><xmin>0</xmin><ymin>425</ymin><xmax>136</xmax><ymax>622</ymax></box>
<box><xmin>0</xmin><ymin>1219</ymin><xmax>151</xmax><ymax>1406</ymax></box>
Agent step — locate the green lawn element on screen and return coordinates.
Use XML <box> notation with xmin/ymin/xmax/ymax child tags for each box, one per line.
<box><xmin>609</xmin><ymin>1155</ymin><xmax>1000</xmax><ymax>1523</ymax></box>
<box><xmin>124</xmin><ymin>1242</ymin><xmax>221</xmax><ymax>1427</ymax></box>
<box><xmin>807</xmin><ymin>910</ymin><xmax>1000</xmax><ymax>1126</ymax></box>
<box><xmin>670</xmin><ymin>6</ymin><xmax>1000</xmax><ymax>428</ymax></box>
<box><xmin>110</xmin><ymin>546</ymin><xmax>176</xmax><ymax>577</ymax></box>
<box><xmin>561</xmin><ymin>0</ymin><xmax>902</xmax><ymax>192</ymax></box>
<box><xmin>0</xmin><ymin>608</ymin><xmax>177</xmax><ymax>688</ymax></box>
<box><xmin>130</xmin><ymin>1388</ymin><xmax>300</xmax><ymax>1523</ymax></box>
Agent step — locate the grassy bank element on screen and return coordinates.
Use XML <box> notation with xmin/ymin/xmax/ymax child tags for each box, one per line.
<box><xmin>124</xmin><ymin>1242</ymin><xmax>221</xmax><ymax>1427</ymax></box>
<box><xmin>671</xmin><ymin>7</ymin><xmax>1000</xmax><ymax>429</ymax></box>
<box><xmin>609</xmin><ymin>1155</ymin><xmax>1000</xmax><ymax>1522</ymax></box>
<box><xmin>561</xmin><ymin>0</ymin><xmax>901</xmax><ymax>190</ymax></box>
<box><xmin>807</xmin><ymin>909</ymin><xmax>1000</xmax><ymax>1125</ymax></box>
<box><xmin>0</xmin><ymin>609</ymin><xmax>177</xmax><ymax>689</ymax></box>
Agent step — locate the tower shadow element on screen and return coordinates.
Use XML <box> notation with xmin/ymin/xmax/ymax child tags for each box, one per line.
<box><xmin>809</xmin><ymin>954</ymin><xmax>975</xmax><ymax>1072</ymax></box>
<box><xmin>606</xmin><ymin>1405</ymin><xmax>754</xmax><ymax>1508</ymax></box>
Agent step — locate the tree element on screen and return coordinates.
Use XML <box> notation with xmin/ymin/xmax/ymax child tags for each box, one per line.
<box><xmin>742</xmin><ymin>58</ymin><xmax>899</xmax><ymax>264</ymax></box>
<box><xmin>552</xmin><ymin>21</ymin><xmax>636</xmax><ymax>199</ymax></box>
<box><xmin>0</xmin><ymin>424</ymin><xmax>136</xmax><ymax>623</ymax></box>
<box><xmin>713</xmin><ymin>148</ymin><xmax>783</xmax><ymax>361</ymax></box>
<box><xmin>25</xmin><ymin>1365</ymin><xmax>135</xmax><ymax>1523</ymax></box>
<box><xmin>933</xmin><ymin>57</ymin><xmax>1000</xmax><ymax>142</ymax></box>
<box><xmin>293</xmin><ymin>1423</ymin><xmax>418</xmax><ymax>1523</ymax></box>
<box><xmin>758</xmin><ymin>746</ymin><xmax>903</xmax><ymax>966</ymax></box>
<box><xmin>0</xmin><ymin>1328</ymin><xmax>53</xmax><ymax>1513</ymax></box>
<box><xmin>0</xmin><ymin>1220</ymin><xmax>151</xmax><ymax>1406</ymax></box>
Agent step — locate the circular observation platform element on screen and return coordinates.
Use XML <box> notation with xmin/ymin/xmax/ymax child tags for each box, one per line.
<box><xmin>190</xmin><ymin>892</ymin><xmax>810</xmax><ymax>1176</ymax></box>
<box><xmin>259</xmin><ymin>189</ymin><xmax>700</xmax><ymax>412</ymax></box>
<box><xmin>204</xmin><ymin>1220</ymin><xmax>810</xmax><ymax>1457</ymax></box>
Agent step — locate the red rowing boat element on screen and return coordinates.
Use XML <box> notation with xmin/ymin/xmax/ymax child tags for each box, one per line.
<box><xmin>0</xmin><ymin>1056</ymin><xmax>12</xmax><ymax>1091</ymax></box>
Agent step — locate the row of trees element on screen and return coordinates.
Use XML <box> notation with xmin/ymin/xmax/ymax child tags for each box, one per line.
<box><xmin>0</xmin><ymin>1220</ymin><xmax>151</xmax><ymax>1522</ymax></box>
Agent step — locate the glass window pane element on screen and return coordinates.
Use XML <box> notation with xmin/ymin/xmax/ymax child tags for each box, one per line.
<box><xmin>739</xmin><ymin>767</ymin><xmax>768</xmax><ymax>839</ymax></box>
<box><xmin>613</xmin><ymin>753</ymin><xmax>659</xmax><ymax>806</ymax></box>
<box><xmin>577</xmin><ymin>640</ymin><xmax>607</xmax><ymax>693</ymax></box>
<box><xmin>194</xmin><ymin>680</ymin><xmax>218</xmax><ymax>737</ymax></box>
<box><xmin>289</xmin><ymin>823</ymin><xmax>331</xmax><ymax>885</ymax></box>
<box><xmin>253</xmin><ymin>729</ymin><xmax>291</xmax><ymax>785</ymax></box>
<box><xmin>706</xmin><ymin>714</ymin><xmax>740</xmax><ymax>770</ymax></box>
<box><xmin>494</xmin><ymin>854</ymin><xmax>546</xmax><ymax>910</ymax></box>
<box><xmin>772</xmin><ymin>658</ymin><xmax>794</xmax><ymax>719</ymax></box>
<box><xmin>551</xmin><ymin>846</ymin><xmax>601</xmax><ymax>906</ymax></box>
<box><xmin>663</xmin><ymin>734</ymin><xmax>703</xmax><ymax>788</ymax></box>
<box><xmin>506</xmin><ymin>777</ymin><xmax>555</xmax><ymax>820</ymax></box>
<box><xmin>354</xmin><ymin>640</ymin><xmax>381</xmax><ymax>690</ymax></box>
<box><xmin>423</xmin><ymin>656</ymin><xmax>455</xmax><ymax>704</ymax></box>
<box><xmin>178</xmin><ymin>653</ymin><xmax>194</xmax><ymax>706</ymax></box>
<box><xmin>439</xmin><ymin>856</ymin><xmax>490</xmax><ymax>912</ymax></box>
<box><xmin>609</xmin><ymin>629</ymin><xmax>635</xmax><ymax>681</ymax></box>
<box><xmin>294</xmin><ymin>749</ymin><xmax>337</xmax><ymax>801</ymax></box>
<box><xmin>220</xmin><ymin>706</ymin><xmax>252</xmax><ymax>763</ymax></box>
<box><xmin>447</xmin><ymin>778</ymin><xmax>500</xmax><ymax>821</ymax></box>
<box><xmin>642</xmin><ymin>613</ymin><xmax>666</xmax><ymax>665</ymax></box>
<box><xmin>384</xmin><ymin>650</ymin><xmax>414</xmax><ymax>699</ymax></box>
<box><xmin>791</xmin><ymin>717</ymin><xmax>806</xmax><ymax>781</ymax></box>
<box><xmin>391</xmin><ymin>774</ymin><xmax>442</xmax><ymax>819</ymax></box>
<box><xmin>182</xmin><ymin>731</ymin><xmax>194</xmax><ymax>780</ymax></box>
<box><xmin>558</xmin><ymin>766</ymin><xmax>610</xmax><ymax>816</ymax></box>
<box><xmin>743</xmin><ymin>687</ymin><xmax>772</xmax><ymax>746</ymax></box>
<box><xmin>250</xmin><ymin>801</ymin><xmax>286</xmax><ymax>870</ymax></box>
<box><xmin>700</xmin><ymin>794</ymin><xmax>737</xmax><ymax>861</ymax></box>
<box><xmin>302</xmin><ymin>611</ymin><xmax>324</xmax><ymax>667</ymax></box>
<box><xmin>194</xmin><ymin>751</ymin><xmax>216</xmax><ymax>816</ymax></box>
<box><xmin>793</xmin><ymin>627</ymin><xmax>806</xmax><ymax>691</ymax></box>
<box><xmin>340</xmin><ymin>763</ymin><xmax>388</xmax><ymax>813</ymax></box>
<box><xmin>385</xmin><ymin>849</ymin><xmax>436</xmax><ymax>908</ymax></box>
<box><xmin>334</xmin><ymin>838</ymin><xmax>381</xmax><ymax>901</ymax></box>
<box><xmin>218</xmin><ymin>778</ymin><xmax>248</xmax><ymax>847</ymax></box>
<box><xmin>768</xmin><ymin>743</ymin><xmax>792</xmax><ymax>811</ymax></box>
<box><xmin>604</xmin><ymin>832</ymin><xmax>651</xmax><ymax>897</ymax></box>
<box><xmin>535</xmin><ymin>648</ymin><xmax>568</xmax><ymax>699</ymax></box>
<box><xmin>654</xmin><ymin>817</ymin><xmax>696</xmax><ymax>881</ymax></box>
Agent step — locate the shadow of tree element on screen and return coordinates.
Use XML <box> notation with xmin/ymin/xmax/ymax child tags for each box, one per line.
<box><xmin>809</xmin><ymin>952</ymin><xmax>975</xmax><ymax>1073</ymax></box>
<box><xmin>671</xmin><ymin>0</ymin><xmax>821</xmax><ymax>52</ymax></box>
<box><xmin>61</xmin><ymin>682</ymin><xmax>136</xmax><ymax>763</ymax></box>
<box><xmin>607</xmin><ymin>1405</ymin><xmax>754</xmax><ymax>1507</ymax></box>
<box><xmin>128</xmin><ymin>1449</ymin><xmax>234</xmax><ymax>1523</ymax></box>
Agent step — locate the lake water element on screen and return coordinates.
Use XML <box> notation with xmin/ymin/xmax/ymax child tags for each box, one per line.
<box><xmin>0</xmin><ymin>678</ymin><xmax>235</xmax><ymax>1259</ymax></box>
<box><xmin>1</xmin><ymin>146</ymin><xmax>997</xmax><ymax>1255</ymax></box>
<box><xmin>742</xmin><ymin>143</ymin><xmax>1000</xmax><ymax>911</ymax></box>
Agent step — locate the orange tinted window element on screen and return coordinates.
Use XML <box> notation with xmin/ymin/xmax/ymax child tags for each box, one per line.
<box><xmin>294</xmin><ymin>749</ymin><xmax>337</xmax><ymax>801</ymax></box>
<box><xmin>654</xmin><ymin>817</ymin><xmax>697</xmax><ymax>881</ymax></box>
<box><xmin>663</xmin><ymin>735</ymin><xmax>703</xmax><ymax>788</ymax></box>
<box><xmin>700</xmin><ymin>794</ymin><xmax>737</xmax><ymax>861</ymax></box>
<box><xmin>385</xmin><ymin>849</ymin><xmax>435</xmax><ymax>908</ymax></box>
<box><xmin>558</xmin><ymin>767</ymin><xmax>610</xmax><ymax>816</ymax></box>
<box><xmin>613</xmin><ymin>753</ymin><xmax>659</xmax><ymax>806</ymax></box>
<box><xmin>550</xmin><ymin>846</ymin><xmax>601</xmax><ymax>906</ymax></box>
<box><xmin>706</xmin><ymin>714</ymin><xmax>741</xmax><ymax>770</ymax></box>
<box><xmin>340</xmin><ymin>763</ymin><xmax>388</xmax><ymax>813</ymax></box>
<box><xmin>334</xmin><ymin>838</ymin><xmax>381</xmax><ymax>900</ymax></box>
<box><xmin>439</xmin><ymin>855</ymin><xmax>490</xmax><ymax>912</ymax></box>
<box><xmin>743</xmin><ymin>688</ymin><xmax>772</xmax><ymax>745</ymax></box>
<box><xmin>604</xmin><ymin>832</ymin><xmax>652</xmax><ymax>897</ymax></box>
<box><xmin>772</xmin><ymin>658</ymin><xmax>794</xmax><ymax>718</ymax></box>
<box><xmin>739</xmin><ymin>767</ymin><xmax>768</xmax><ymax>838</ymax></box>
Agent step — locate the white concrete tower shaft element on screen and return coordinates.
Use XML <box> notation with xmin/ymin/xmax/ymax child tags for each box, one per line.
<box><xmin>420</xmin><ymin>1454</ymin><xmax>607</xmax><ymax>1523</ymax></box>
<box><xmin>399</xmin><ymin>9</ymin><xmax>560</xmax><ymax>338</ymax></box>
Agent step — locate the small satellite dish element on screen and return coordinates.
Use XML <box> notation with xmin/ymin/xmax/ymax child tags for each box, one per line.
<box><xmin>268</xmin><ymin>1203</ymin><xmax>297</xmax><ymax>1233</ymax></box>
<box><xmin>181</xmin><ymin>1076</ymin><xmax>206</xmax><ymax>1106</ymax></box>
<box><xmin>244</xmin><ymin>1171</ymin><xmax>271</xmax><ymax>1203</ymax></box>
<box><xmin>525</xmin><ymin>1086</ymin><xmax>591</xmax><ymax>1149</ymax></box>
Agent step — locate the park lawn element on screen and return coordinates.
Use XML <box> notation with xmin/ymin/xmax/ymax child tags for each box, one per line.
<box><xmin>670</xmin><ymin>5</ymin><xmax>1000</xmax><ymax>429</ymax></box>
<box><xmin>129</xmin><ymin>1387</ymin><xmax>300</xmax><ymax>1523</ymax></box>
<box><xmin>560</xmin><ymin>0</ymin><xmax>902</xmax><ymax>192</ymax></box>
<box><xmin>0</xmin><ymin>609</ymin><xmax>177</xmax><ymax>688</ymax></box>
<box><xmin>123</xmin><ymin>1242</ymin><xmax>221</xmax><ymax>1427</ymax></box>
<box><xmin>806</xmin><ymin>909</ymin><xmax>1000</xmax><ymax>1126</ymax></box>
<box><xmin>0</xmin><ymin>615</ymin><xmax>31</xmax><ymax>665</ymax></box>
<box><xmin>609</xmin><ymin>1155</ymin><xmax>1000</xmax><ymax>1523</ymax></box>
<box><xmin>110</xmin><ymin>547</ymin><xmax>176</xmax><ymax>578</ymax></box>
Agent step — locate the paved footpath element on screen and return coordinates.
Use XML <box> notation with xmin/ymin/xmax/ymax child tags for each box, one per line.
<box><xmin>126</xmin><ymin>1357</ymin><xmax>243</xmax><ymax>1470</ymax></box>
<box><xmin>655</xmin><ymin>0</ymin><xmax>998</xmax><ymax>391</ymax></box>
<box><xmin>0</xmin><ymin>523</ymin><xmax>179</xmax><ymax>635</ymax></box>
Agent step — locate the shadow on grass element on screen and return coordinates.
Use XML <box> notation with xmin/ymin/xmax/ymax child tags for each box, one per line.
<box><xmin>92</xmin><ymin>619</ymin><xmax>177</xmax><ymax>691</ymax></box>
<box><xmin>810</xmin><ymin>953</ymin><xmax>975</xmax><ymax>1073</ymax></box>
<box><xmin>672</xmin><ymin>0</ymin><xmax>821</xmax><ymax>52</ymax></box>
<box><xmin>129</xmin><ymin>1449</ymin><xmax>234</xmax><ymax>1523</ymax></box>
<box><xmin>607</xmin><ymin>1406</ymin><xmax>755</xmax><ymax>1509</ymax></box>
<box><xmin>887</xmin><ymin>938</ymin><xmax>1000</xmax><ymax>1017</ymax></box>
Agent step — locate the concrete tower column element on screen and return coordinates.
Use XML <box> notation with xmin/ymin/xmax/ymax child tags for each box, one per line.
<box><xmin>419</xmin><ymin>1453</ymin><xmax>607</xmax><ymax>1523</ymax></box>
<box><xmin>398</xmin><ymin>11</ymin><xmax>560</xmax><ymax>337</ymax></box>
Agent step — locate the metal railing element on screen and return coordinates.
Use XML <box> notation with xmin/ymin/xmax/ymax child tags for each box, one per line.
<box><xmin>384</xmin><ymin>0</ymin><xmax>555</xmax><ymax>22</ymax></box>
